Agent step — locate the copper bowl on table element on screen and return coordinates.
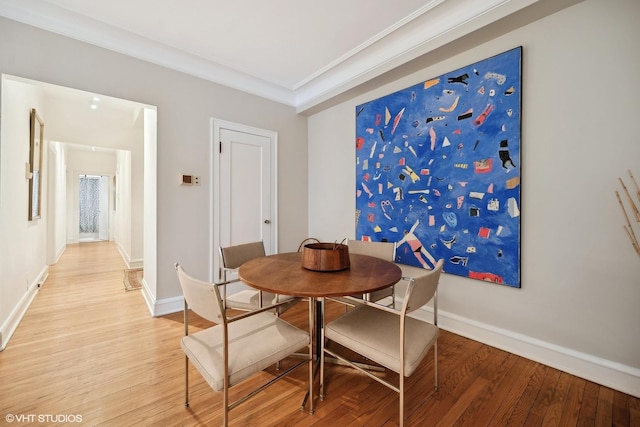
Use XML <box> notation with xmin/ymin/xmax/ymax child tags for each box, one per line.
<box><xmin>301</xmin><ymin>242</ymin><xmax>350</xmax><ymax>271</ymax></box>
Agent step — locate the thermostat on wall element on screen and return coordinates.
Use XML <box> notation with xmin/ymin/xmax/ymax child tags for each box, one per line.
<box><xmin>180</xmin><ymin>174</ymin><xmax>200</xmax><ymax>185</ymax></box>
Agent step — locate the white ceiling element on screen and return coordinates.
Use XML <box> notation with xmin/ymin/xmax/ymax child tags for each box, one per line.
<box><xmin>0</xmin><ymin>0</ymin><xmax>561</xmax><ymax>112</ymax></box>
<box><xmin>5</xmin><ymin>74</ymin><xmax>147</xmax><ymax>152</ymax></box>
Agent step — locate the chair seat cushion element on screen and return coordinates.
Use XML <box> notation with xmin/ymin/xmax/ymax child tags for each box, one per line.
<box><xmin>396</xmin><ymin>263</ymin><xmax>432</xmax><ymax>278</ymax></box>
<box><xmin>226</xmin><ymin>288</ymin><xmax>295</xmax><ymax>310</ymax></box>
<box><xmin>366</xmin><ymin>286</ymin><xmax>394</xmax><ymax>302</ymax></box>
<box><xmin>225</xmin><ymin>289</ymin><xmax>269</xmax><ymax>310</ymax></box>
<box><xmin>324</xmin><ymin>305</ymin><xmax>438</xmax><ymax>377</ymax></box>
<box><xmin>181</xmin><ymin>312</ymin><xmax>309</xmax><ymax>391</ymax></box>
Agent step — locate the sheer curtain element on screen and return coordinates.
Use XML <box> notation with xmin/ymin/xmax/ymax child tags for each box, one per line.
<box><xmin>79</xmin><ymin>175</ymin><xmax>100</xmax><ymax>233</ymax></box>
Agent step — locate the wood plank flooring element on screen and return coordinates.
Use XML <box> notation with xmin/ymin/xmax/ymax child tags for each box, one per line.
<box><xmin>1</xmin><ymin>241</ymin><xmax>638</xmax><ymax>426</ymax></box>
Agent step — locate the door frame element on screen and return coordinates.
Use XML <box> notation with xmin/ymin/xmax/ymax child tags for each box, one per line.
<box><xmin>74</xmin><ymin>171</ymin><xmax>114</xmax><ymax>243</ymax></box>
<box><xmin>98</xmin><ymin>175</ymin><xmax>110</xmax><ymax>241</ymax></box>
<box><xmin>210</xmin><ymin>118</ymin><xmax>278</xmax><ymax>282</ymax></box>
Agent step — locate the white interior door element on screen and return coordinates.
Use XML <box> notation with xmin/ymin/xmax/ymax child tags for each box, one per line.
<box><xmin>212</xmin><ymin>120</ymin><xmax>277</xmax><ymax>282</ymax></box>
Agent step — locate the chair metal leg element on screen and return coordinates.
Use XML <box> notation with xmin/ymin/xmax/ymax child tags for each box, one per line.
<box><xmin>300</xmin><ymin>297</ymin><xmax>317</xmax><ymax>413</ymax></box>
<box><xmin>399</xmin><ymin>373</ymin><xmax>404</xmax><ymax>427</ymax></box>
<box><xmin>434</xmin><ymin>340</ymin><xmax>439</xmax><ymax>390</ymax></box>
<box><xmin>391</xmin><ymin>285</ymin><xmax>396</xmax><ymax>309</ymax></box>
<box><xmin>184</xmin><ymin>356</ymin><xmax>189</xmax><ymax>407</ymax></box>
<box><xmin>308</xmin><ymin>297</ymin><xmax>315</xmax><ymax>413</ymax></box>
<box><xmin>223</xmin><ymin>383</ymin><xmax>229</xmax><ymax>427</ymax></box>
<box><xmin>319</xmin><ymin>298</ymin><xmax>326</xmax><ymax>401</ymax></box>
<box><xmin>183</xmin><ymin>298</ymin><xmax>190</xmax><ymax>407</ymax></box>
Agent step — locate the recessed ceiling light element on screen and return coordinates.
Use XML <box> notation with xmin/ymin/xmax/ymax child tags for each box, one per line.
<box><xmin>90</xmin><ymin>103</ymin><xmax>98</xmax><ymax>110</ymax></box>
<box><xmin>92</xmin><ymin>96</ymin><xmax>100</xmax><ymax>102</ymax></box>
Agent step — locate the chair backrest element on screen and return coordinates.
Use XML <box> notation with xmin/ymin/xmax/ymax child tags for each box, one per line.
<box><xmin>403</xmin><ymin>259</ymin><xmax>444</xmax><ymax>314</ymax></box>
<box><xmin>219</xmin><ymin>241</ymin><xmax>266</xmax><ymax>269</ymax></box>
<box><xmin>347</xmin><ymin>239</ymin><xmax>395</xmax><ymax>261</ymax></box>
<box><xmin>175</xmin><ymin>263</ymin><xmax>224</xmax><ymax>323</ymax></box>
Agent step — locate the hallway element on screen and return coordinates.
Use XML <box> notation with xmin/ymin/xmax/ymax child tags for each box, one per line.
<box><xmin>0</xmin><ymin>242</ymin><xmax>189</xmax><ymax>424</ymax></box>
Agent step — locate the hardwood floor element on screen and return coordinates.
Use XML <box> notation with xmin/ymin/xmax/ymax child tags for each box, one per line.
<box><xmin>1</xmin><ymin>241</ymin><xmax>638</xmax><ymax>426</ymax></box>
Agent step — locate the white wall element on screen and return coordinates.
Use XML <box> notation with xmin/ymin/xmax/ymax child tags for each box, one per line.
<box><xmin>308</xmin><ymin>0</ymin><xmax>640</xmax><ymax>396</ymax></box>
<box><xmin>0</xmin><ymin>14</ymin><xmax>308</xmax><ymax>335</ymax></box>
<box><xmin>0</xmin><ymin>78</ymin><xmax>48</xmax><ymax>349</ymax></box>
<box><xmin>115</xmin><ymin>149</ymin><xmax>132</xmax><ymax>266</ymax></box>
<box><xmin>142</xmin><ymin>108</ymin><xmax>157</xmax><ymax>301</ymax></box>
<box><xmin>46</xmin><ymin>141</ymin><xmax>67</xmax><ymax>264</ymax></box>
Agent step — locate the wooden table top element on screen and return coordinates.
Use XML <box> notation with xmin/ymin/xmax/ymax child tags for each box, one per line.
<box><xmin>238</xmin><ymin>252</ymin><xmax>402</xmax><ymax>298</ymax></box>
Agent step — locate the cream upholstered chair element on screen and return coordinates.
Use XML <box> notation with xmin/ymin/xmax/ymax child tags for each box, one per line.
<box><xmin>330</xmin><ymin>239</ymin><xmax>397</xmax><ymax>307</ymax></box>
<box><xmin>175</xmin><ymin>263</ymin><xmax>312</xmax><ymax>426</ymax></box>
<box><xmin>219</xmin><ymin>241</ymin><xmax>295</xmax><ymax>311</ymax></box>
<box><xmin>320</xmin><ymin>259</ymin><xmax>444</xmax><ymax>427</ymax></box>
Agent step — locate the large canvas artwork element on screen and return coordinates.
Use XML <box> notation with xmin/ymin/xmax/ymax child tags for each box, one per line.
<box><xmin>355</xmin><ymin>47</ymin><xmax>522</xmax><ymax>287</ymax></box>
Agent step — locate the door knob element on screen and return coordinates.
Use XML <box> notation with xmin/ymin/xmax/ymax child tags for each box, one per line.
<box><xmin>264</xmin><ymin>220</ymin><xmax>271</xmax><ymax>224</ymax></box>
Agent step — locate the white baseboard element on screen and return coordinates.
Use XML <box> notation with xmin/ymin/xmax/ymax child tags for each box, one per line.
<box><xmin>409</xmin><ymin>304</ymin><xmax>640</xmax><ymax>398</ymax></box>
<box><xmin>139</xmin><ymin>279</ymin><xmax>184</xmax><ymax>317</ymax></box>
<box><xmin>114</xmin><ymin>243</ymin><xmax>143</xmax><ymax>269</ymax></box>
<box><xmin>128</xmin><ymin>259</ymin><xmax>144</xmax><ymax>269</ymax></box>
<box><xmin>49</xmin><ymin>243</ymin><xmax>65</xmax><ymax>265</ymax></box>
<box><xmin>0</xmin><ymin>266</ymin><xmax>49</xmax><ymax>351</ymax></box>
<box><xmin>115</xmin><ymin>242</ymin><xmax>129</xmax><ymax>267</ymax></box>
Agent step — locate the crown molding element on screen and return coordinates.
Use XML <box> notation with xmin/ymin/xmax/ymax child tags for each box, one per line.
<box><xmin>0</xmin><ymin>0</ymin><xmax>296</xmax><ymax>105</ymax></box>
<box><xmin>294</xmin><ymin>0</ymin><xmax>542</xmax><ymax>112</ymax></box>
<box><xmin>0</xmin><ymin>0</ymin><xmax>543</xmax><ymax>112</ymax></box>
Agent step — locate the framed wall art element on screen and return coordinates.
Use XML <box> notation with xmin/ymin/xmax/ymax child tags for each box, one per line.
<box><xmin>355</xmin><ymin>47</ymin><xmax>522</xmax><ymax>287</ymax></box>
<box><xmin>28</xmin><ymin>108</ymin><xmax>44</xmax><ymax>220</ymax></box>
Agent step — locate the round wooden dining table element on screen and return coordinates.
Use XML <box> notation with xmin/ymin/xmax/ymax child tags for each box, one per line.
<box><xmin>238</xmin><ymin>251</ymin><xmax>402</xmax><ymax>298</ymax></box>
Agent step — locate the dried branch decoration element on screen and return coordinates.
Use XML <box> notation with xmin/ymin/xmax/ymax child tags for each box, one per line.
<box><xmin>616</xmin><ymin>170</ymin><xmax>640</xmax><ymax>257</ymax></box>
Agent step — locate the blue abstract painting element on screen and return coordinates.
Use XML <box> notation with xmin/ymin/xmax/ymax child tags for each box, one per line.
<box><xmin>355</xmin><ymin>47</ymin><xmax>522</xmax><ymax>287</ymax></box>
